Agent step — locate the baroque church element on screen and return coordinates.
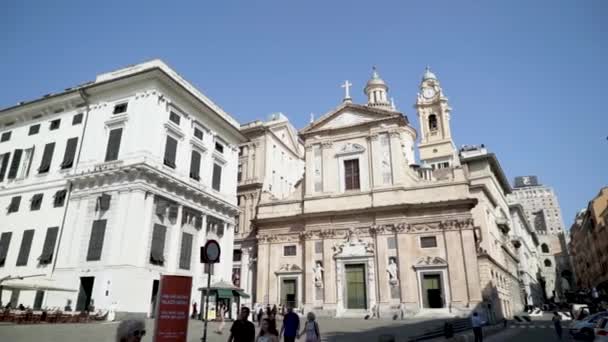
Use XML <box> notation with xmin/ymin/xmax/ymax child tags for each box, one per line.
<box><xmin>252</xmin><ymin>68</ymin><xmax>524</xmax><ymax>319</ymax></box>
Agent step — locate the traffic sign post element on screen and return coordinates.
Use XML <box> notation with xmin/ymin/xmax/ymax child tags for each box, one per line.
<box><xmin>201</xmin><ymin>240</ymin><xmax>221</xmax><ymax>342</ymax></box>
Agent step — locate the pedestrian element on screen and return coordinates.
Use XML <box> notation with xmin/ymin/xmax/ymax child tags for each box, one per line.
<box><xmin>471</xmin><ymin>312</ymin><xmax>485</xmax><ymax>342</ymax></box>
<box><xmin>192</xmin><ymin>302</ymin><xmax>198</xmax><ymax>319</ymax></box>
<box><xmin>228</xmin><ymin>306</ymin><xmax>256</xmax><ymax>342</ymax></box>
<box><xmin>552</xmin><ymin>311</ymin><xmax>562</xmax><ymax>340</ymax></box>
<box><xmin>299</xmin><ymin>312</ymin><xmax>321</xmax><ymax>342</ymax></box>
<box><xmin>216</xmin><ymin>303</ymin><xmax>227</xmax><ymax>334</ymax></box>
<box><xmin>115</xmin><ymin>319</ymin><xmax>146</xmax><ymax>342</ymax></box>
<box><xmin>271</xmin><ymin>304</ymin><xmax>277</xmax><ymax>316</ymax></box>
<box><xmin>267</xmin><ymin>312</ymin><xmax>279</xmax><ymax>336</ymax></box>
<box><xmin>257</xmin><ymin>306</ymin><xmax>264</xmax><ymax>326</ymax></box>
<box><xmin>280</xmin><ymin>305</ymin><xmax>300</xmax><ymax>342</ymax></box>
<box><xmin>257</xmin><ymin>318</ymin><xmax>279</xmax><ymax>342</ymax></box>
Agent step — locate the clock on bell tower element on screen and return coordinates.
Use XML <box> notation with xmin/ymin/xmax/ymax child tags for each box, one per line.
<box><xmin>415</xmin><ymin>67</ymin><xmax>456</xmax><ymax>169</ymax></box>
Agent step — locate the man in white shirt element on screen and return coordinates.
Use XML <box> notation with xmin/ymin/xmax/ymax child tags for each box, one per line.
<box><xmin>471</xmin><ymin>312</ymin><xmax>485</xmax><ymax>342</ymax></box>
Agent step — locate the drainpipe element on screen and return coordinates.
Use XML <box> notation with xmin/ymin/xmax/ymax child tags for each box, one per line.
<box><xmin>51</xmin><ymin>88</ymin><xmax>91</xmax><ymax>275</ymax></box>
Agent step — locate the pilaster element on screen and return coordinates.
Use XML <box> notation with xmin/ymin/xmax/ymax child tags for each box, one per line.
<box><xmin>304</xmin><ymin>238</ymin><xmax>315</xmax><ymax>306</ymax></box>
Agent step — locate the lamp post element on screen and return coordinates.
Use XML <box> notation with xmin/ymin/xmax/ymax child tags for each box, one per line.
<box><xmin>200</xmin><ymin>240</ymin><xmax>221</xmax><ymax>342</ymax></box>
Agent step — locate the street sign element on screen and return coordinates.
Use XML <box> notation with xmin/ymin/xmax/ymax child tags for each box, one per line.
<box><xmin>200</xmin><ymin>239</ymin><xmax>221</xmax><ymax>264</ymax></box>
<box><xmin>153</xmin><ymin>275</ymin><xmax>192</xmax><ymax>342</ymax></box>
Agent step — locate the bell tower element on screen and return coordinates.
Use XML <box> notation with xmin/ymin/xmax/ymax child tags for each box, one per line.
<box><xmin>415</xmin><ymin>67</ymin><xmax>456</xmax><ymax>168</ymax></box>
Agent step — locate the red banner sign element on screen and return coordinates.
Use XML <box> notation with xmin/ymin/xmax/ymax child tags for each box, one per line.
<box><xmin>153</xmin><ymin>275</ymin><xmax>192</xmax><ymax>342</ymax></box>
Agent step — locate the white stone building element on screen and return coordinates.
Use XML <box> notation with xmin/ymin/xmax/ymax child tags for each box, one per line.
<box><xmin>0</xmin><ymin>60</ymin><xmax>246</xmax><ymax>317</ymax></box>
<box><xmin>232</xmin><ymin>113</ymin><xmax>304</xmax><ymax>306</ymax></box>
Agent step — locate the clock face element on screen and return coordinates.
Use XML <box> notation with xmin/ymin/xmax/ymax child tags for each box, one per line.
<box><xmin>422</xmin><ymin>87</ymin><xmax>436</xmax><ymax>99</ymax></box>
<box><xmin>205</xmin><ymin>240</ymin><xmax>221</xmax><ymax>262</ymax></box>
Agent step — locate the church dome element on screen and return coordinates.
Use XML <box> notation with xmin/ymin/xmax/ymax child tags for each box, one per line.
<box><xmin>365</xmin><ymin>67</ymin><xmax>388</xmax><ymax>93</ymax></box>
<box><xmin>422</xmin><ymin>67</ymin><xmax>437</xmax><ymax>81</ymax></box>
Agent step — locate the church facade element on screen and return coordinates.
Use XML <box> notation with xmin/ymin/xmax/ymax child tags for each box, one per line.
<box><xmin>252</xmin><ymin>68</ymin><xmax>526</xmax><ymax>319</ymax></box>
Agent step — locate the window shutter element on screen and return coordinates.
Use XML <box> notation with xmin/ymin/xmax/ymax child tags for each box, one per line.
<box><xmin>7</xmin><ymin>149</ymin><xmax>23</xmax><ymax>179</ymax></box>
<box><xmin>30</xmin><ymin>193</ymin><xmax>43</xmax><ymax>211</ymax></box>
<box><xmin>38</xmin><ymin>142</ymin><xmax>55</xmax><ymax>173</ymax></box>
<box><xmin>72</xmin><ymin>113</ymin><xmax>83</xmax><ymax>125</ymax></box>
<box><xmin>28</xmin><ymin>124</ymin><xmax>40</xmax><ymax>135</ymax></box>
<box><xmin>0</xmin><ymin>232</ymin><xmax>12</xmax><ymax>266</ymax></box>
<box><xmin>212</xmin><ymin>164</ymin><xmax>222</xmax><ymax>191</ymax></box>
<box><xmin>344</xmin><ymin>160</ymin><xmax>353</xmax><ymax>190</ymax></box>
<box><xmin>86</xmin><ymin>220</ymin><xmax>107</xmax><ymax>261</ymax></box>
<box><xmin>8</xmin><ymin>196</ymin><xmax>21</xmax><ymax>213</ymax></box>
<box><xmin>39</xmin><ymin>227</ymin><xmax>59</xmax><ymax>264</ymax></box>
<box><xmin>163</xmin><ymin>136</ymin><xmax>177</xmax><ymax>168</ymax></box>
<box><xmin>179</xmin><ymin>232</ymin><xmax>193</xmax><ymax>270</ymax></box>
<box><xmin>150</xmin><ymin>224</ymin><xmax>167</xmax><ymax>265</ymax></box>
<box><xmin>60</xmin><ymin>137</ymin><xmax>78</xmax><ymax>169</ymax></box>
<box><xmin>0</xmin><ymin>152</ymin><xmax>10</xmax><ymax>182</ymax></box>
<box><xmin>104</xmin><ymin>129</ymin><xmax>122</xmax><ymax>162</ymax></box>
<box><xmin>54</xmin><ymin>190</ymin><xmax>67</xmax><ymax>207</ymax></box>
<box><xmin>353</xmin><ymin>160</ymin><xmax>360</xmax><ymax>189</ymax></box>
<box><xmin>16</xmin><ymin>229</ymin><xmax>34</xmax><ymax>266</ymax></box>
<box><xmin>190</xmin><ymin>150</ymin><xmax>201</xmax><ymax>180</ymax></box>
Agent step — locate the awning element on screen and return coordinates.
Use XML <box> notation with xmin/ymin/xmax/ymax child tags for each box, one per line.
<box><xmin>1</xmin><ymin>278</ymin><xmax>77</xmax><ymax>292</ymax></box>
<box><xmin>216</xmin><ymin>289</ymin><xmax>233</xmax><ymax>299</ymax></box>
<box><xmin>234</xmin><ymin>289</ymin><xmax>250</xmax><ymax>299</ymax></box>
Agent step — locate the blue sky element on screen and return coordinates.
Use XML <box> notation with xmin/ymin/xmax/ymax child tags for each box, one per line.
<box><xmin>1</xmin><ymin>0</ymin><xmax>606</xmax><ymax>225</ymax></box>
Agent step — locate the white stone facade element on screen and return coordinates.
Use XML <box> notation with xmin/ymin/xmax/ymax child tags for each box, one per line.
<box><xmin>0</xmin><ymin>60</ymin><xmax>245</xmax><ymax>317</ymax></box>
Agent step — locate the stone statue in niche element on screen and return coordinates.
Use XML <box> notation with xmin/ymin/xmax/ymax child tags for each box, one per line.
<box><xmin>313</xmin><ymin>261</ymin><xmax>324</xmax><ymax>288</ymax></box>
<box><xmin>387</xmin><ymin>257</ymin><xmax>399</xmax><ymax>286</ymax></box>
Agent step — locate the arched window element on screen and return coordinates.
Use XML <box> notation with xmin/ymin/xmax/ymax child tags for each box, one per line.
<box><xmin>541</xmin><ymin>243</ymin><xmax>549</xmax><ymax>253</ymax></box>
<box><xmin>544</xmin><ymin>259</ymin><xmax>552</xmax><ymax>267</ymax></box>
<box><xmin>428</xmin><ymin>114</ymin><xmax>438</xmax><ymax>131</ymax></box>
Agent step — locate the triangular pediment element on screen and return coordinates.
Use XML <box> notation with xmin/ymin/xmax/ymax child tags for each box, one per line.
<box><xmin>269</xmin><ymin>124</ymin><xmax>300</xmax><ymax>155</ymax></box>
<box><xmin>301</xmin><ymin>103</ymin><xmax>401</xmax><ymax>135</ymax></box>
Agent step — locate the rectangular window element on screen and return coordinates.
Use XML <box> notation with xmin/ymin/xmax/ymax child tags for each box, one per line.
<box><xmin>53</xmin><ymin>190</ymin><xmax>67</xmax><ymax>207</ymax></box>
<box><xmin>0</xmin><ymin>152</ymin><xmax>10</xmax><ymax>182</ymax></box>
<box><xmin>8</xmin><ymin>196</ymin><xmax>21</xmax><ymax>213</ymax></box>
<box><xmin>113</xmin><ymin>103</ymin><xmax>128</xmax><ymax>114</ymax></box>
<box><xmin>420</xmin><ymin>236</ymin><xmax>438</xmax><ymax>248</ymax></box>
<box><xmin>60</xmin><ymin>137</ymin><xmax>78</xmax><ymax>169</ymax></box>
<box><xmin>283</xmin><ymin>245</ymin><xmax>296</xmax><ymax>256</ymax></box>
<box><xmin>39</xmin><ymin>227</ymin><xmax>59</xmax><ymax>265</ymax></box>
<box><xmin>104</xmin><ymin>128</ymin><xmax>122</xmax><ymax>162</ymax></box>
<box><xmin>18</xmin><ymin>147</ymin><xmax>35</xmax><ymax>179</ymax></box>
<box><xmin>7</xmin><ymin>149</ymin><xmax>23</xmax><ymax>179</ymax></box>
<box><xmin>178</xmin><ymin>232</ymin><xmax>193</xmax><ymax>270</ymax></box>
<box><xmin>30</xmin><ymin>193</ymin><xmax>43</xmax><ymax>211</ymax></box>
<box><xmin>16</xmin><ymin>229</ymin><xmax>34</xmax><ymax>266</ymax></box>
<box><xmin>72</xmin><ymin>113</ymin><xmax>83</xmax><ymax>125</ymax></box>
<box><xmin>193</xmin><ymin>127</ymin><xmax>203</xmax><ymax>140</ymax></box>
<box><xmin>344</xmin><ymin>159</ymin><xmax>360</xmax><ymax>190</ymax></box>
<box><xmin>233</xmin><ymin>250</ymin><xmax>243</xmax><ymax>262</ymax></box>
<box><xmin>387</xmin><ymin>236</ymin><xmax>397</xmax><ymax>249</ymax></box>
<box><xmin>190</xmin><ymin>150</ymin><xmax>201</xmax><ymax>180</ymax></box>
<box><xmin>215</xmin><ymin>142</ymin><xmax>224</xmax><ymax>154</ymax></box>
<box><xmin>212</xmin><ymin>163</ymin><xmax>222</xmax><ymax>191</ymax></box>
<box><xmin>86</xmin><ymin>220</ymin><xmax>107</xmax><ymax>261</ymax></box>
<box><xmin>163</xmin><ymin>136</ymin><xmax>178</xmax><ymax>168</ymax></box>
<box><xmin>49</xmin><ymin>119</ymin><xmax>60</xmax><ymax>130</ymax></box>
<box><xmin>237</xmin><ymin>164</ymin><xmax>242</xmax><ymax>182</ymax></box>
<box><xmin>150</xmin><ymin>224</ymin><xmax>166</xmax><ymax>265</ymax></box>
<box><xmin>0</xmin><ymin>131</ymin><xmax>11</xmax><ymax>142</ymax></box>
<box><xmin>0</xmin><ymin>232</ymin><xmax>12</xmax><ymax>267</ymax></box>
<box><xmin>29</xmin><ymin>124</ymin><xmax>40</xmax><ymax>135</ymax></box>
<box><xmin>38</xmin><ymin>142</ymin><xmax>55</xmax><ymax>174</ymax></box>
<box><xmin>169</xmin><ymin>112</ymin><xmax>181</xmax><ymax>125</ymax></box>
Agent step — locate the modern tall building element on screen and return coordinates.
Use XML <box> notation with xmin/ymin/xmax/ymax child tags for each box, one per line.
<box><xmin>509</xmin><ymin>176</ymin><xmax>572</xmax><ymax>302</ymax></box>
<box><xmin>232</xmin><ymin>113</ymin><xmax>304</xmax><ymax>307</ymax></box>
<box><xmin>0</xmin><ymin>60</ymin><xmax>246</xmax><ymax>318</ymax></box>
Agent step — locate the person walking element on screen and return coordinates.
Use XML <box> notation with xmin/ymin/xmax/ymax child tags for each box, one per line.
<box><xmin>552</xmin><ymin>311</ymin><xmax>563</xmax><ymax>340</ymax></box>
<box><xmin>280</xmin><ymin>305</ymin><xmax>300</xmax><ymax>342</ymax></box>
<box><xmin>299</xmin><ymin>312</ymin><xmax>321</xmax><ymax>342</ymax></box>
<box><xmin>256</xmin><ymin>318</ymin><xmax>279</xmax><ymax>342</ymax></box>
<box><xmin>257</xmin><ymin>306</ymin><xmax>264</xmax><ymax>326</ymax></box>
<box><xmin>471</xmin><ymin>312</ymin><xmax>485</xmax><ymax>342</ymax></box>
<box><xmin>228</xmin><ymin>306</ymin><xmax>255</xmax><ymax>342</ymax></box>
<box><xmin>191</xmin><ymin>302</ymin><xmax>198</xmax><ymax>320</ymax></box>
<box><xmin>217</xmin><ymin>303</ymin><xmax>227</xmax><ymax>334</ymax></box>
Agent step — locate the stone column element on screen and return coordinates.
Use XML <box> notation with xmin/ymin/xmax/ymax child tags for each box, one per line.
<box><xmin>462</xmin><ymin>229</ymin><xmax>482</xmax><ymax>303</ymax></box>
<box><xmin>376</xmin><ymin>235</ymin><xmax>390</xmax><ymax>303</ymax></box>
<box><xmin>303</xmin><ymin>238</ymin><xmax>315</xmax><ymax>307</ymax></box>
<box><xmin>322</xmin><ymin>239</ymin><xmax>336</xmax><ymax>305</ymax></box>
<box><xmin>166</xmin><ymin>204</ymin><xmax>183</xmax><ymax>273</ymax></box>
<box><xmin>397</xmin><ymin>233</ymin><xmax>419</xmax><ymax>310</ymax></box>
<box><xmin>256</xmin><ymin>240</ymin><xmax>270</xmax><ymax>305</ymax></box>
<box><xmin>445</xmin><ymin>229</ymin><xmax>467</xmax><ymax>308</ymax></box>
<box><xmin>241</xmin><ymin>248</ymin><xmax>251</xmax><ymax>304</ymax></box>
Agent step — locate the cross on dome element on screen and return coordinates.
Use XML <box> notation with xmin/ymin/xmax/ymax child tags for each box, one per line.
<box><xmin>341</xmin><ymin>80</ymin><xmax>353</xmax><ymax>103</ymax></box>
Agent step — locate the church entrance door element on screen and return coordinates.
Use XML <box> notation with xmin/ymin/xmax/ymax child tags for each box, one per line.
<box><xmin>422</xmin><ymin>274</ymin><xmax>444</xmax><ymax>308</ymax></box>
<box><xmin>281</xmin><ymin>279</ymin><xmax>297</xmax><ymax>308</ymax></box>
<box><xmin>345</xmin><ymin>264</ymin><xmax>367</xmax><ymax>309</ymax></box>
